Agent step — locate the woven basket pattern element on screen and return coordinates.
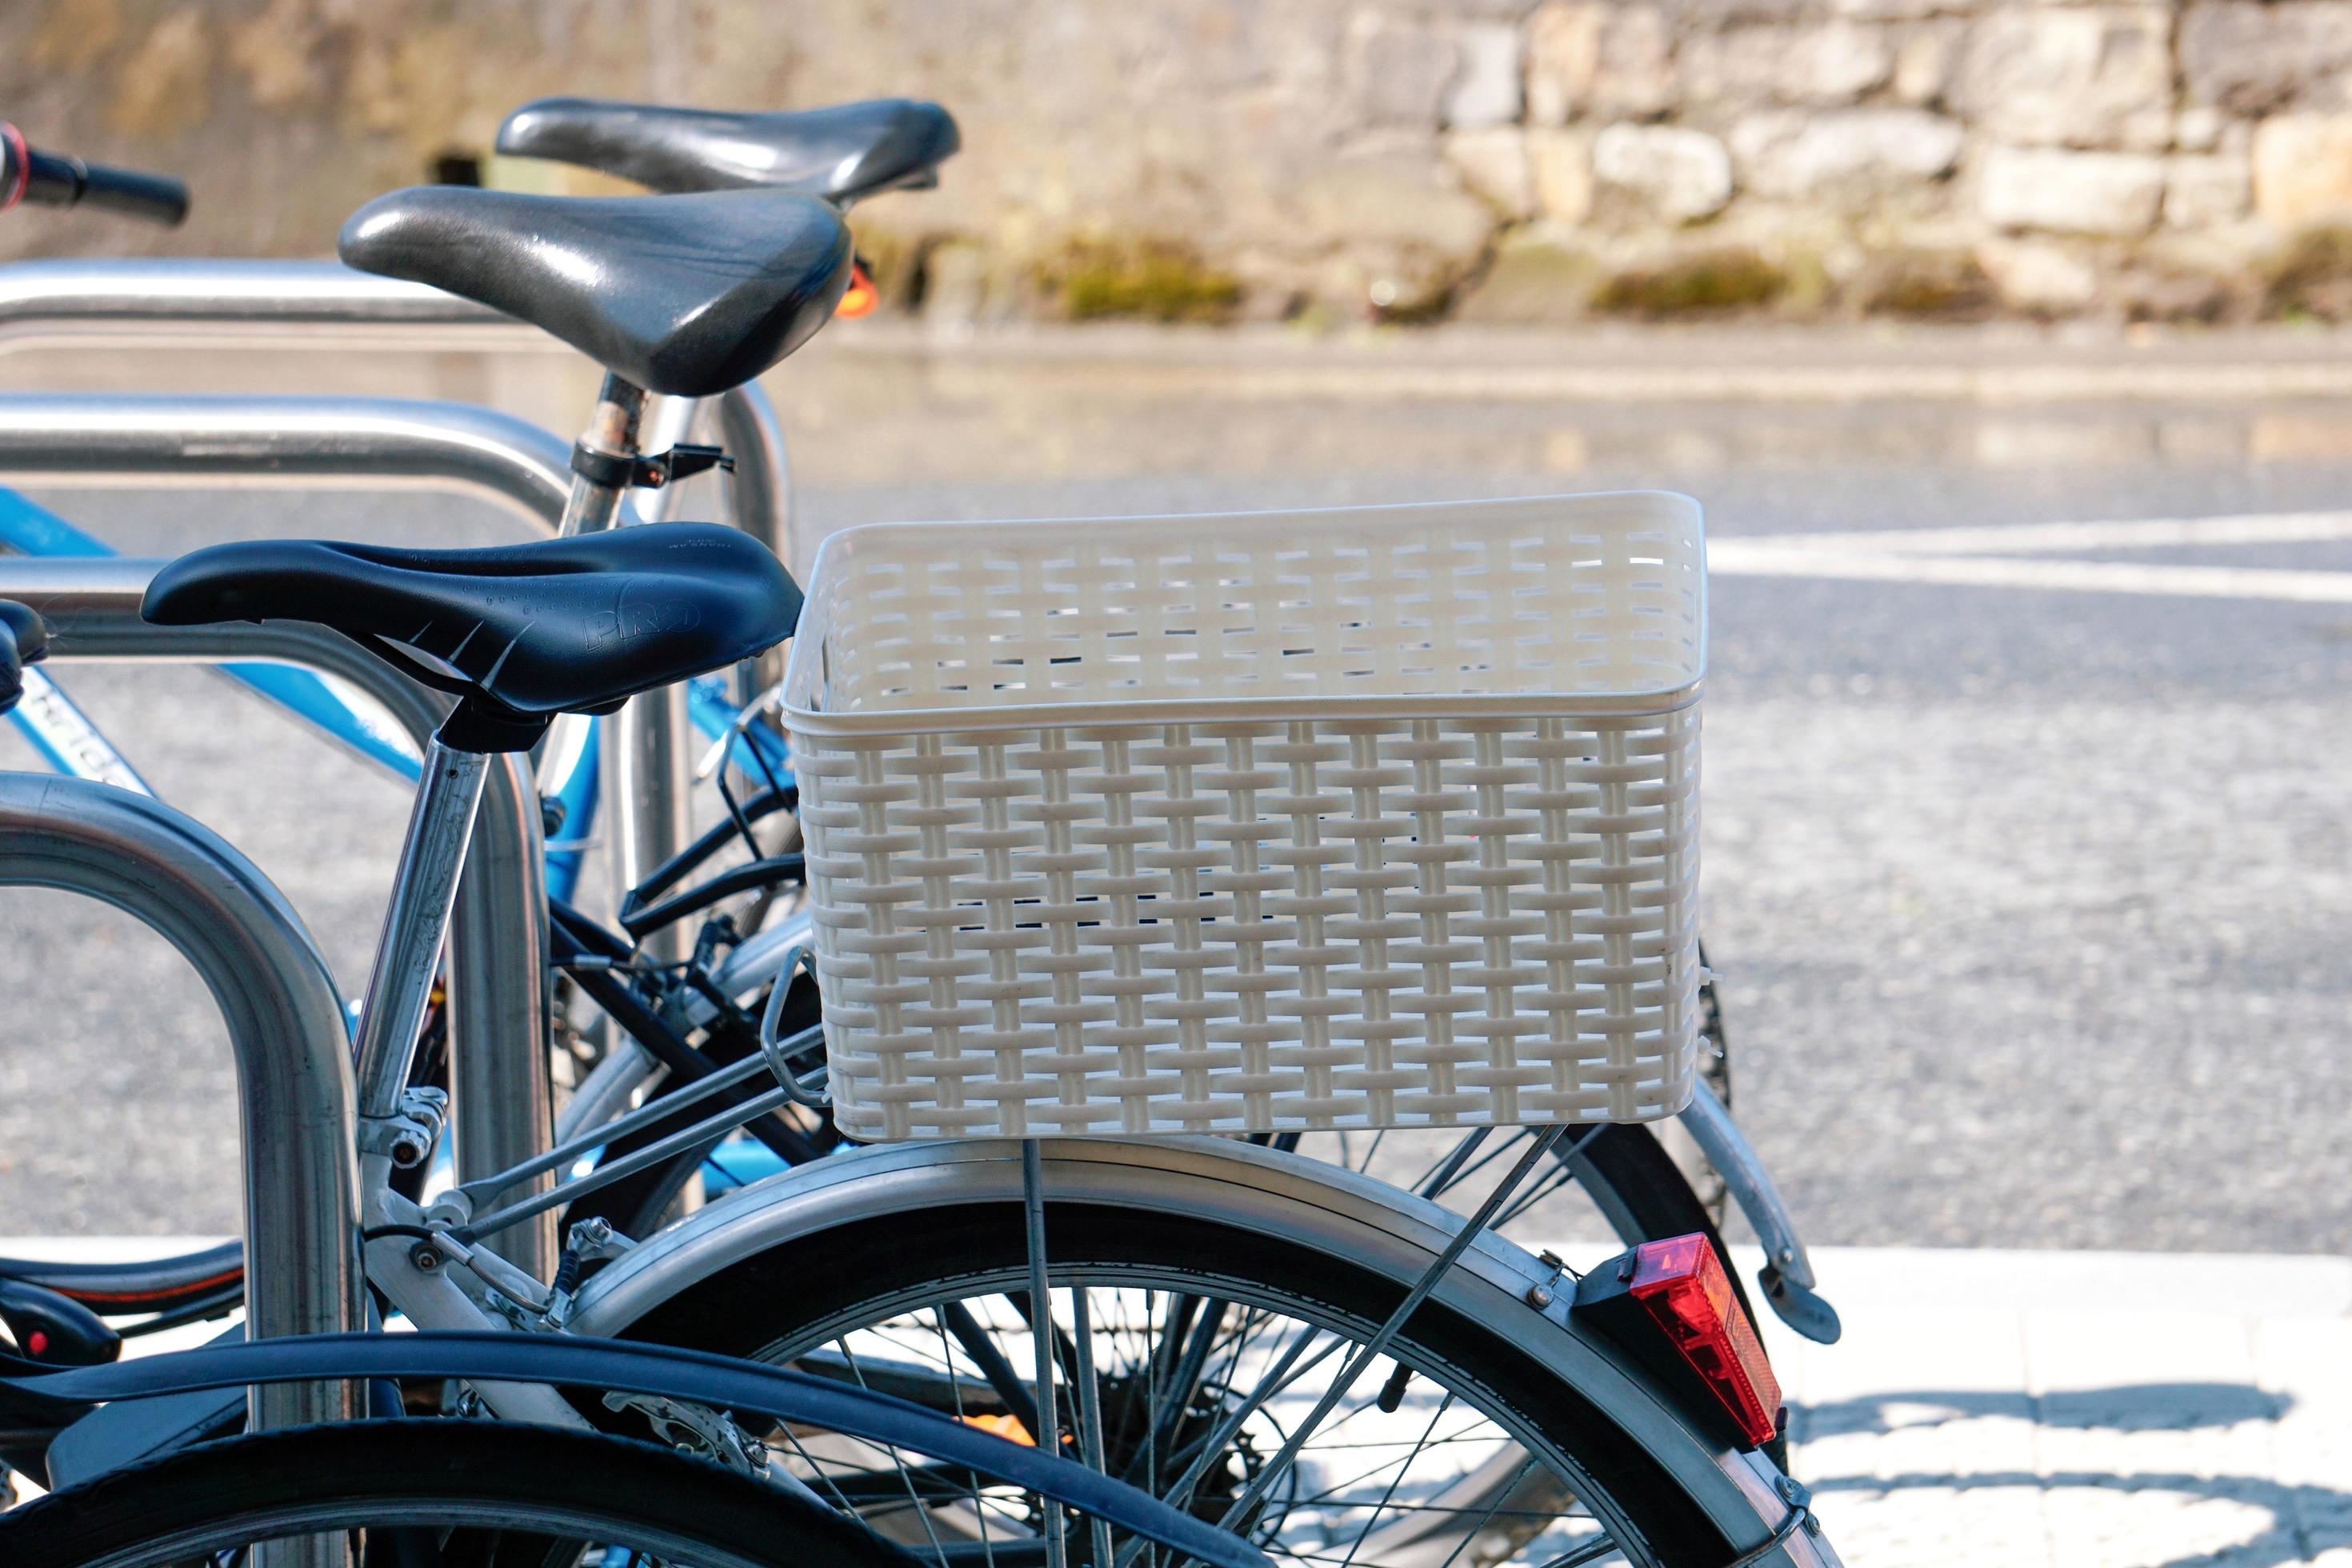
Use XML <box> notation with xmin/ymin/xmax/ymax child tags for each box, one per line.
<box><xmin>785</xmin><ymin>494</ymin><xmax>1707</xmax><ymax>1140</ymax></box>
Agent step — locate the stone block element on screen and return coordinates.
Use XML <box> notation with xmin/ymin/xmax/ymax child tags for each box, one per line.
<box><xmin>1525</xmin><ymin>2</ymin><xmax>1600</xmax><ymax>124</ymax></box>
<box><xmin>1978</xmin><ymin>146</ymin><xmax>2166</xmax><ymax>236</ymax></box>
<box><xmin>1731</xmin><ymin>108</ymin><xmax>1964</xmax><ymax>200</ymax></box>
<box><xmin>2181</xmin><ymin>2</ymin><xmax>2352</xmax><ymax>118</ymax></box>
<box><xmin>920</xmin><ymin>241</ymin><xmax>994</xmax><ymax>330</ymax></box>
<box><xmin>1956</xmin><ymin>6</ymin><xmax>2174</xmax><ymax>152</ymax></box>
<box><xmin>1977</xmin><ymin>237</ymin><xmax>2102</xmax><ymax>311</ymax></box>
<box><xmin>1446</xmin><ymin>126</ymin><xmax>1534</xmax><ymax>216</ymax></box>
<box><xmin>1528</xmin><ymin>127</ymin><xmax>1594</xmax><ymax>222</ymax></box>
<box><xmin>1297</xmin><ymin>151</ymin><xmax>1500</xmax><ymax>259</ymax></box>
<box><xmin>1454</xmin><ymin>231</ymin><xmax>1598</xmax><ymax>322</ymax></box>
<box><xmin>2166</xmin><ymin>153</ymin><xmax>2252</xmax><ymax>228</ymax></box>
<box><xmin>2253</xmin><ymin>114</ymin><xmax>2352</xmax><ymax>229</ymax></box>
<box><xmin>1526</xmin><ymin>2</ymin><xmax>1674</xmax><ymax>124</ymax></box>
<box><xmin>1892</xmin><ymin>20</ymin><xmax>1962</xmax><ymax>106</ymax></box>
<box><xmin>1346</xmin><ymin>10</ymin><xmax>1461</xmax><ymax>127</ymax></box>
<box><xmin>1444</xmin><ymin>22</ymin><xmax>1523</xmax><ymax>128</ymax></box>
<box><xmin>1680</xmin><ymin>22</ymin><xmax>1894</xmax><ymax>107</ymax></box>
<box><xmin>1830</xmin><ymin>0</ymin><xmax>1955</xmax><ymax>18</ymax></box>
<box><xmin>2175</xmin><ymin>106</ymin><xmax>2230</xmax><ymax>154</ymax></box>
<box><xmin>1593</xmin><ymin>123</ymin><xmax>1735</xmax><ymax>221</ymax></box>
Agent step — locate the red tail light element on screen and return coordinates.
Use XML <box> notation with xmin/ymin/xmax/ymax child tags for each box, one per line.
<box><xmin>835</xmin><ymin>260</ymin><xmax>878</xmax><ymax>319</ymax></box>
<box><xmin>1574</xmin><ymin>1234</ymin><xmax>1783</xmax><ymax>1448</ymax></box>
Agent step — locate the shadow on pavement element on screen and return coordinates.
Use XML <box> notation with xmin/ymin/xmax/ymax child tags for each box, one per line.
<box><xmin>1795</xmin><ymin>1385</ymin><xmax>2345</xmax><ymax>1568</ymax></box>
<box><xmin>1795</xmin><ymin>1382</ymin><xmax>2292</xmax><ymax>1438</ymax></box>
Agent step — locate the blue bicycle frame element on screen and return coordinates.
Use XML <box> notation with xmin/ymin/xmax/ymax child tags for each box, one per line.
<box><xmin>0</xmin><ymin>487</ymin><xmax>790</xmax><ymax>907</ymax></box>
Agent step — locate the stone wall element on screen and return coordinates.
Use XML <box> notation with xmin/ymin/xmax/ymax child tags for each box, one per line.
<box><xmin>6</xmin><ymin>0</ymin><xmax>2352</xmax><ymax>324</ymax></box>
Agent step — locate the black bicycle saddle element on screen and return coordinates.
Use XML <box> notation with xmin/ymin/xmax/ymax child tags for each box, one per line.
<box><xmin>0</xmin><ymin>600</ymin><xmax>48</xmax><ymax>718</ymax></box>
<box><xmin>338</xmin><ymin>186</ymin><xmax>852</xmax><ymax>398</ymax></box>
<box><xmin>141</xmin><ymin>526</ymin><xmax>800</xmax><ymax>746</ymax></box>
<box><xmin>498</xmin><ymin>97</ymin><xmax>959</xmax><ymax>203</ymax></box>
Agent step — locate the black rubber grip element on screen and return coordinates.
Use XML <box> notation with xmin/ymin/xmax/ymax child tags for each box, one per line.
<box><xmin>0</xmin><ymin>123</ymin><xmax>186</xmax><ymax>226</ymax></box>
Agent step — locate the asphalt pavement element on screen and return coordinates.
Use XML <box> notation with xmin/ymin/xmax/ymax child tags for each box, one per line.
<box><xmin>2</xmin><ymin>325</ymin><xmax>2349</xmax><ymax>1254</ymax></box>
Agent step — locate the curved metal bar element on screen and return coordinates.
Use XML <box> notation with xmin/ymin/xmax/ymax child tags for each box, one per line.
<box><xmin>705</xmin><ymin>378</ymin><xmax>796</xmax><ymax>697</ymax></box>
<box><xmin>706</xmin><ymin>375</ymin><xmax>793</xmax><ymax>570</ymax></box>
<box><xmin>0</xmin><ymin>1330</ymin><xmax>1274</xmax><ymax>1568</ymax></box>
<box><xmin>0</xmin><ymin>556</ymin><xmax>556</xmax><ymax>1277</ymax></box>
<box><xmin>0</xmin><ymin>394</ymin><xmax>570</xmax><ymax>533</ymax></box>
<box><xmin>0</xmin><ymin>774</ymin><xmax>361</xmax><ymax>1431</ymax></box>
<box><xmin>0</xmin><ymin>258</ymin><xmax>522</xmax><ymax>346</ymax></box>
<box><xmin>0</xmin><ymin>261</ymin><xmax>790</xmax><ymax>561</ymax></box>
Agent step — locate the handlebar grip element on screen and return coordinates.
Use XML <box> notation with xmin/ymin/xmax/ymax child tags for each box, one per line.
<box><xmin>0</xmin><ymin>122</ymin><xmax>187</xmax><ymax>226</ymax></box>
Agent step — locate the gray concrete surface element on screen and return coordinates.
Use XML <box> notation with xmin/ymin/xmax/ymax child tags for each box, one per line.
<box><xmin>2</xmin><ymin>330</ymin><xmax>2348</xmax><ymax>1256</ymax></box>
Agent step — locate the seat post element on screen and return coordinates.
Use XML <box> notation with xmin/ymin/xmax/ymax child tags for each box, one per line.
<box><xmin>560</xmin><ymin>370</ymin><xmax>650</xmax><ymax>537</ymax></box>
<box><xmin>351</xmin><ymin>732</ymin><xmax>495</xmax><ymax>1122</ymax></box>
<box><xmin>556</xmin><ymin>370</ymin><xmax>700</xmax><ymax>961</ymax></box>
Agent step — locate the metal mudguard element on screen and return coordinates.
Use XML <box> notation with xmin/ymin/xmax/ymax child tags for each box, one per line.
<box><xmin>567</xmin><ymin>1134</ymin><xmax>1826</xmax><ymax>1565</ymax></box>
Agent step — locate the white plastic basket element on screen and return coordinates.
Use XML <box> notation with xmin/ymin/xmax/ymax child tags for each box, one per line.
<box><xmin>781</xmin><ymin>491</ymin><xmax>1706</xmax><ymax>1141</ymax></box>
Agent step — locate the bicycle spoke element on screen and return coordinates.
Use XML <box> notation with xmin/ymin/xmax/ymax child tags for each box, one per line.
<box><xmin>934</xmin><ymin>1305</ymin><xmax>1002</xmax><ymax>1568</ymax></box>
<box><xmin>836</xmin><ymin>1334</ymin><xmax>957</xmax><ymax>1565</ymax></box>
<box><xmin>1208</xmin><ymin>1126</ymin><xmax>1570</xmax><ymax>1543</ymax></box>
<box><xmin>942</xmin><ymin>1296</ymin><xmax>1046</xmax><ymax>1439</ymax></box>
<box><xmin>1070</xmin><ymin>1283</ymin><xmax>1117</xmax><ymax>1568</ymax></box>
<box><xmin>1531</xmin><ymin>1534</ymin><xmax>1626</xmax><ymax>1568</ymax></box>
<box><xmin>1429</xmin><ymin>1455</ymin><xmax>1544</xmax><ymax>1568</ymax></box>
<box><xmin>1020</xmin><ymin>1141</ymin><xmax>1068</xmax><ymax>1568</ymax></box>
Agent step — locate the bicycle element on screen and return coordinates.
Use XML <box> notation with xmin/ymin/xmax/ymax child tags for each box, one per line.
<box><xmin>0</xmin><ymin>164</ymin><xmax>1835</xmax><ymax>1565</ymax></box>
<box><xmin>0</xmin><ymin>141</ymin><xmax>1834</xmax><ymax>1568</ymax></box>
<box><xmin>0</xmin><ymin>101</ymin><xmax>1834</xmax><ymax>1356</ymax></box>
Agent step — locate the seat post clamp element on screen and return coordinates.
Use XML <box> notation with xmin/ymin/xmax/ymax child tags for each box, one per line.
<box><xmin>570</xmin><ymin>441</ymin><xmax>734</xmax><ymax>491</ymax></box>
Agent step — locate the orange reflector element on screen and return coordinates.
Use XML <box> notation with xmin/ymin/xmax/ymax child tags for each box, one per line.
<box><xmin>836</xmin><ymin>262</ymin><xmax>878</xmax><ymax>319</ymax></box>
<box><xmin>1575</xmin><ymin>1233</ymin><xmax>1783</xmax><ymax>1449</ymax></box>
<box><xmin>960</xmin><ymin>1412</ymin><xmax>1035</xmax><ymax>1446</ymax></box>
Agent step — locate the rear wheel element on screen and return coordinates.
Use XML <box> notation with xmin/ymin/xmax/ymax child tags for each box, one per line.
<box><xmin>610</xmin><ymin>1195</ymin><xmax>1757</xmax><ymax>1568</ymax></box>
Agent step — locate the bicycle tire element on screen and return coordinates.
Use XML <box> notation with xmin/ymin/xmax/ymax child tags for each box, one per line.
<box><xmin>0</xmin><ymin>1418</ymin><xmax>921</xmax><ymax>1568</ymax></box>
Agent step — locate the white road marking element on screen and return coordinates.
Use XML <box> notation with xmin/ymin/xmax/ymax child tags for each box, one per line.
<box><xmin>1734</xmin><ymin>509</ymin><xmax>2352</xmax><ymax>557</ymax></box>
<box><xmin>1709</xmin><ymin>509</ymin><xmax>2352</xmax><ymax>602</ymax></box>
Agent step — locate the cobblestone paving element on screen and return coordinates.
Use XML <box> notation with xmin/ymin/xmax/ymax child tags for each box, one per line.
<box><xmin>1754</xmin><ymin>1248</ymin><xmax>2352</xmax><ymax>1567</ymax></box>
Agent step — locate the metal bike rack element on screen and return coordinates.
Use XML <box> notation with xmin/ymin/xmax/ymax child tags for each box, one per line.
<box><xmin>0</xmin><ymin>394</ymin><xmax>570</xmax><ymax>529</ymax></box>
<box><xmin>0</xmin><ymin>258</ymin><xmax>804</xmax><ymax>1252</ymax></box>
<box><xmin>0</xmin><ymin>257</ymin><xmax>799</xmax><ymax>942</ymax></box>
<box><xmin>0</xmin><ymin>770</ymin><xmax>361</xmax><ymax>1432</ymax></box>
<box><xmin>0</xmin><ymin>556</ymin><xmax>558</xmax><ymax>1275</ymax></box>
<box><xmin>0</xmin><ymin>259</ymin><xmax>794</xmax><ymax>562</ymax></box>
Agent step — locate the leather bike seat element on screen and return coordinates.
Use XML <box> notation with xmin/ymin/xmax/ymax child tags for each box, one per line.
<box><xmin>498</xmin><ymin>97</ymin><xmax>959</xmax><ymax>204</ymax></box>
<box><xmin>140</xmin><ymin>525</ymin><xmax>801</xmax><ymax>723</ymax></box>
<box><xmin>338</xmin><ymin>186</ymin><xmax>852</xmax><ymax>397</ymax></box>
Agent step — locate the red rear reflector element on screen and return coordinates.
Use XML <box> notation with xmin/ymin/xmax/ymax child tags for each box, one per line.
<box><xmin>1574</xmin><ymin>1233</ymin><xmax>1784</xmax><ymax>1448</ymax></box>
<box><xmin>836</xmin><ymin>262</ymin><xmax>878</xmax><ymax>319</ymax></box>
<box><xmin>1625</xmin><ymin>1234</ymin><xmax>1782</xmax><ymax>1446</ymax></box>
